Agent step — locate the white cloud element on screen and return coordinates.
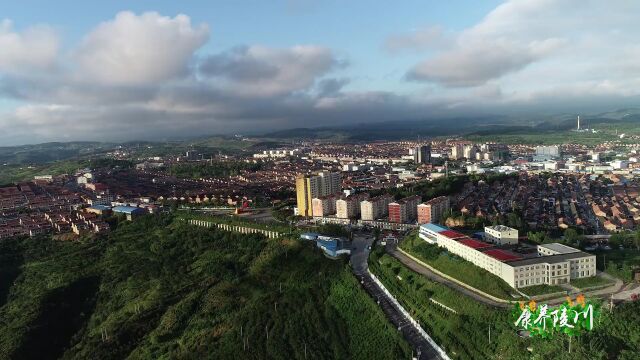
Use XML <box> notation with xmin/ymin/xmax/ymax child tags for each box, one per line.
<box><xmin>406</xmin><ymin>0</ymin><xmax>640</xmax><ymax>99</ymax></box>
<box><xmin>408</xmin><ymin>40</ymin><xmax>545</xmax><ymax>87</ymax></box>
<box><xmin>200</xmin><ymin>45</ymin><xmax>340</xmax><ymax>97</ymax></box>
<box><xmin>384</xmin><ymin>26</ymin><xmax>447</xmax><ymax>53</ymax></box>
<box><xmin>0</xmin><ymin>19</ymin><xmax>59</xmax><ymax>74</ymax></box>
<box><xmin>75</xmin><ymin>11</ymin><xmax>209</xmax><ymax>86</ymax></box>
<box><xmin>4</xmin><ymin>3</ymin><xmax>640</xmax><ymax>145</ymax></box>
<box><xmin>0</xmin><ymin>11</ymin><xmax>349</xmax><ymax>144</ymax></box>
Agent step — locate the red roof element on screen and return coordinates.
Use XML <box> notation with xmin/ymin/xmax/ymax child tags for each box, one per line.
<box><xmin>483</xmin><ymin>249</ymin><xmax>522</xmax><ymax>262</ymax></box>
<box><xmin>458</xmin><ymin>238</ymin><xmax>493</xmax><ymax>249</ymax></box>
<box><xmin>438</xmin><ymin>230</ymin><xmax>466</xmax><ymax>239</ymax></box>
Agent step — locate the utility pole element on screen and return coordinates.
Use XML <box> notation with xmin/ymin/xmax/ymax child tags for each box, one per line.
<box><xmin>610</xmin><ymin>294</ymin><xmax>614</xmax><ymax>311</ymax></box>
<box><xmin>489</xmin><ymin>326</ymin><xmax>491</xmax><ymax>344</ymax></box>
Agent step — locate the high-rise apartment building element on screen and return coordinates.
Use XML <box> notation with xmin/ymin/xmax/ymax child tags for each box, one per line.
<box><xmin>450</xmin><ymin>144</ymin><xmax>464</xmax><ymax>160</ymax></box>
<box><xmin>534</xmin><ymin>145</ymin><xmax>561</xmax><ymax>161</ymax></box>
<box><xmin>417</xmin><ymin>196</ymin><xmax>450</xmax><ymax>224</ymax></box>
<box><xmin>360</xmin><ymin>194</ymin><xmax>394</xmax><ymax>221</ymax></box>
<box><xmin>336</xmin><ymin>193</ymin><xmax>369</xmax><ymax>219</ymax></box>
<box><xmin>311</xmin><ymin>195</ymin><xmax>338</xmax><ymax>218</ymax></box>
<box><xmin>388</xmin><ymin>195</ymin><xmax>422</xmax><ymax>223</ymax></box>
<box><xmin>296</xmin><ymin>171</ymin><xmax>342</xmax><ymax>217</ymax></box>
<box><xmin>413</xmin><ymin>145</ymin><xmax>431</xmax><ymax>164</ymax></box>
<box><xmin>463</xmin><ymin>145</ymin><xmax>477</xmax><ymax>160</ymax></box>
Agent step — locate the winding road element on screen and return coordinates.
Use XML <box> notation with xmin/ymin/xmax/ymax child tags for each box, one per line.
<box><xmin>385</xmin><ymin>241</ymin><xmax>511</xmax><ymax>308</ymax></box>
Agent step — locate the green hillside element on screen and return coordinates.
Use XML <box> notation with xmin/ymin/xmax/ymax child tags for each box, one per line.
<box><xmin>370</xmin><ymin>248</ymin><xmax>640</xmax><ymax>359</ymax></box>
<box><xmin>0</xmin><ymin>215</ymin><xmax>410</xmax><ymax>359</ymax></box>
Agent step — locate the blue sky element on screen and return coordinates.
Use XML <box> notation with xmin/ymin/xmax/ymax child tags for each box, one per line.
<box><xmin>1</xmin><ymin>0</ymin><xmax>500</xmax><ymax>93</ymax></box>
<box><xmin>1</xmin><ymin>0</ymin><xmax>639</xmax><ymax>145</ymax></box>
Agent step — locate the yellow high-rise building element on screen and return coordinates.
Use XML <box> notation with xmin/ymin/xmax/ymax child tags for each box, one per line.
<box><xmin>296</xmin><ymin>175</ymin><xmax>313</xmax><ymax>217</ymax></box>
<box><xmin>296</xmin><ymin>171</ymin><xmax>341</xmax><ymax>217</ymax></box>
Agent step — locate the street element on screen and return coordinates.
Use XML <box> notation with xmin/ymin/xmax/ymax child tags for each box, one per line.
<box><xmin>350</xmin><ymin>231</ymin><xmax>449</xmax><ymax>360</ymax></box>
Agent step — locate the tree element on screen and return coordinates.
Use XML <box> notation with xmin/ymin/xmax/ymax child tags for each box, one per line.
<box><xmin>563</xmin><ymin>228</ymin><xmax>581</xmax><ymax>246</ymax></box>
<box><xmin>506</xmin><ymin>213</ymin><xmax>523</xmax><ymax>229</ymax></box>
<box><xmin>608</xmin><ymin>234</ymin><xmax>623</xmax><ymax>248</ymax></box>
<box><xmin>527</xmin><ymin>231</ymin><xmax>548</xmax><ymax>244</ymax></box>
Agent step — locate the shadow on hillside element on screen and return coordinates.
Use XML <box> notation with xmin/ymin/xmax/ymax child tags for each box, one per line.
<box><xmin>13</xmin><ymin>276</ymin><xmax>101</xmax><ymax>360</ymax></box>
<box><xmin>0</xmin><ymin>238</ymin><xmax>26</xmax><ymax>308</ymax></box>
<box><xmin>0</xmin><ymin>260</ymin><xmax>23</xmax><ymax>308</ymax></box>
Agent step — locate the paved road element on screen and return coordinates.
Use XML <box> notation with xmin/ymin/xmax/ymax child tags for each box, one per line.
<box><xmin>350</xmin><ymin>233</ymin><xmax>374</xmax><ymax>274</ymax></box>
<box><xmin>350</xmin><ymin>233</ymin><xmax>447</xmax><ymax>360</ymax></box>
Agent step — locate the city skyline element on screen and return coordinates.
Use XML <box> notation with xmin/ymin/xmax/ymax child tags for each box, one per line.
<box><xmin>2</xmin><ymin>0</ymin><xmax>640</xmax><ymax>146</ymax></box>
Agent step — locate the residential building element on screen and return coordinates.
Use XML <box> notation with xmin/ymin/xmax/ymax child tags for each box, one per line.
<box><xmin>413</xmin><ymin>145</ymin><xmax>431</xmax><ymax>164</ymax></box>
<box><xmin>388</xmin><ymin>195</ymin><xmax>421</xmax><ymax>223</ymax></box>
<box><xmin>534</xmin><ymin>145</ymin><xmax>561</xmax><ymax>161</ymax></box>
<box><xmin>361</xmin><ymin>194</ymin><xmax>394</xmax><ymax>221</ymax></box>
<box><xmin>484</xmin><ymin>225</ymin><xmax>519</xmax><ymax>245</ymax></box>
<box><xmin>185</xmin><ymin>150</ymin><xmax>198</xmax><ymax>160</ymax></box>
<box><xmin>451</xmin><ymin>144</ymin><xmax>464</xmax><ymax>160</ymax></box>
<box><xmin>463</xmin><ymin>145</ymin><xmax>477</xmax><ymax>160</ymax></box>
<box><xmin>295</xmin><ymin>171</ymin><xmax>342</xmax><ymax>217</ymax></box>
<box><xmin>311</xmin><ymin>195</ymin><xmax>337</xmax><ymax>218</ymax></box>
<box><xmin>417</xmin><ymin>196</ymin><xmax>450</xmax><ymax>224</ymax></box>
<box><xmin>336</xmin><ymin>193</ymin><xmax>369</xmax><ymax>219</ymax></box>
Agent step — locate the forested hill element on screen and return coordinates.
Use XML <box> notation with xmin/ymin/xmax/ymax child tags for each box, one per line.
<box><xmin>0</xmin><ymin>215</ymin><xmax>410</xmax><ymax>359</ymax></box>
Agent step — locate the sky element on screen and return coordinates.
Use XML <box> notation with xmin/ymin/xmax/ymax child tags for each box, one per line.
<box><xmin>1</xmin><ymin>0</ymin><xmax>640</xmax><ymax>145</ymax></box>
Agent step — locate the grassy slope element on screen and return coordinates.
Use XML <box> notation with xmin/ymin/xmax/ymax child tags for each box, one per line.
<box><xmin>0</xmin><ymin>215</ymin><xmax>410</xmax><ymax>359</ymax></box>
<box><xmin>400</xmin><ymin>234</ymin><xmax>517</xmax><ymax>300</ymax></box>
<box><xmin>596</xmin><ymin>249</ymin><xmax>640</xmax><ymax>283</ymax></box>
<box><xmin>569</xmin><ymin>277</ymin><xmax>615</xmax><ymax>290</ymax></box>
<box><xmin>370</xmin><ymin>248</ymin><xmax>640</xmax><ymax>360</ymax></box>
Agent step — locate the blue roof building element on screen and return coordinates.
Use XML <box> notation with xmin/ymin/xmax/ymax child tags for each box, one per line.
<box><xmin>419</xmin><ymin>223</ymin><xmax>448</xmax><ymax>244</ymax></box>
<box><xmin>112</xmin><ymin>206</ymin><xmax>146</xmax><ymax>220</ymax></box>
<box><xmin>421</xmin><ymin>223</ymin><xmax>448</xmax><ymax>233</ymax></box>
<box><xmin>300</xmin><ymin>232</ymin><xmax>319</xmax><ymax>241</ymax></box>
<box><xmin>316</xmin><ymin>237</ymin><xmax>351</xmax><ymax>258</ymax></box>
<box><xmin>300</xmin><ymin>233</ymin><xmax>351</xmax><ymax>259</ymax></box>
<box><xmin>112</xmin><ymin>206</ymin><xmax>145</xmax><ymax>214</ymax></box>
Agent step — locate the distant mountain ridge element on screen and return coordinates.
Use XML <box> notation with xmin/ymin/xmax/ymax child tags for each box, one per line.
<box><xmin>262</xmin><ymin>108</ymin><xmax>640</xmax><ymax>141</ymax></box>
<box><xmin>2</xmin><ymin>108</ymin><xmax>640</xmax><ymax>154</ymax></box>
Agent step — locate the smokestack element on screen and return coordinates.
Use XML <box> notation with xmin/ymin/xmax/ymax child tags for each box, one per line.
<box><xmin>577</xmin><ymin>115</ymin><xmax>580</xmax><ymax>131</ymax></box>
